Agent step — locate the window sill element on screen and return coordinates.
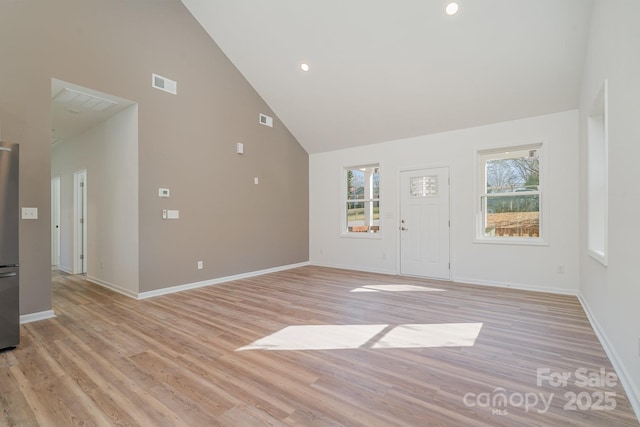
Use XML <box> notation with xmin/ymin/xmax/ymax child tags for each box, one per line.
<box><xmin>588</xmin><ymin>249</ymin><xmax>608</xmax><ymax>266</ymax></box>
<box><xmin>473</xmin><ymin>237</ymin><xmax>548</xmax><ymax>247</ymax></box>
<box><xmin>340</xmin><ymin>232</ymin><xmax>383</xmax><ymax>240</ymax></box>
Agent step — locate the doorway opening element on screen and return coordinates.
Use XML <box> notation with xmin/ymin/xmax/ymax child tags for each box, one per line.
<box><xmin>50</xmin><ymin>78</ymin><xmax>139</xmax><ymax>297</ymax></box>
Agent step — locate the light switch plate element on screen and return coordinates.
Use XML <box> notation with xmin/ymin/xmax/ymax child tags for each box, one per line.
<box><xmin>167</xmin><ymin>210</ymin><xmax>179</xmax><ymax>219</ymax></box>
<box><xmin>159</xmin><ymin>188</ymin><xmax>170</xmax><ymax>198</ymax></box>
<box><xmin>21</xmin><ymin>207</ymin><xmax>38</xmax><ymax>220</ymax></box>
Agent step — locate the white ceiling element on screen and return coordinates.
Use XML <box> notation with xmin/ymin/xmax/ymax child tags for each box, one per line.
<box><xmin>51</xmin><ymin>78</ymin><xmax>136</xmax><ymax>145</ymax></box>
<box><xmin>182</xmin><ymin>0</ymin><xmax>593</xmax><ymax>154</ymax></box>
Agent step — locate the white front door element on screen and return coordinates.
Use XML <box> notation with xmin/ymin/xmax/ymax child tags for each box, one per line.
<box><xmin>400</xmin><ymin>167</ymin><xmax>450</xmax><ymax>279</ymax></box>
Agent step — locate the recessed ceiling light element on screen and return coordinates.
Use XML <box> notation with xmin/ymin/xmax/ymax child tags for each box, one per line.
<box><xmin>446</xmin><ymin>2</ymin><xmax>459</xmax><ymax>15</ymax></box>
<box><xmin>300</xmin><ymin>63</ymin><xmax>310</xmax><ymax>72</ymax></box>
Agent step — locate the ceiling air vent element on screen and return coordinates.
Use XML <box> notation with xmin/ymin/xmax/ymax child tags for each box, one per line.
<box><xmin>259</xmin><ymin>113</ymin><xmax>273</xmax><ymax>128</ymax></box>
<box><xmin>152</xmin><ymin>73</ymin><xmax>177</xmax><ymax>95</ymax></box>
<box><xmin>53</xmin><ymin>88</ymin><xmax>117</xmax><ymax>111</ymax></box>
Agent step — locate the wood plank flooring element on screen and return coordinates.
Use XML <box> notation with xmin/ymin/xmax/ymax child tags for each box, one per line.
<box><xmin>1</xmin><ymin>266</ymin><xmax>638</xmax><ymax>426</ymax></box>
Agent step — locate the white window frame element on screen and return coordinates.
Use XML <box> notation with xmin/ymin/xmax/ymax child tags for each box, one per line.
<box><xmin>474</xmin><ymin>142</ymin><xmax>548</xmax><ymax>245</ymax></box>
<box><xmin>341</xmin><ymin>163</ymin><xmax>381</xmax><ymax>238</ymax></box>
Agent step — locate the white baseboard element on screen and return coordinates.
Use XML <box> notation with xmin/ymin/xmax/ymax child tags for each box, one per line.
<box><xmin>578</xmin><ymin>293</ymin><xmax>640</xmax><ymax>422</ymax></box>
<box><xmin>309</xmin><ymin>265</ymin><xmax>579</xmax><ymax>296</ymax></box>
<box><xmin>86</xmin><ymin>275</ymin><xmax>138</xmax><ymax>299</ymax></box>
<box><xmin>309</xmin><ymin>261</ymin><xmax>395</xmax><ymax>276</ymax></box>
<box><xmin>452</xmin><ymin>275</ymin><xmax>579</xmax><ymax>296</ymax></box>
<box><xmin>20</xmin><ymin>310</ymin><xmax>56</xmax><ymax>324</ymax></box>
<box><xmin>57</xmin><ymin>265</ymin><xmax>73</xmax><ymax>274</ymax></box>
<box><xmin>137</xmin><ymin>261</ymin><xmax>310</xmax><ymax>300</ymax></box>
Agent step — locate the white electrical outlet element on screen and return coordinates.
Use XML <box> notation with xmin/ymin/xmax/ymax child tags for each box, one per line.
<box><xmin>557</xmin><ymin>264</ymin><xmax>565</xmax><ymax>274</ymax></box>
<box><xmin>21</xmin><ymin>207</ymin><xmax>38</xmax><ymax>220</ymax></box>
<box><xmin>159</xmin><ymin>188</ymin><xmax>170</xmax><ymax>198</ymax></box>
<box><xmin>197</xmin><ymin>261</ymin><xmax>203</xmax><ymax>270</ymax></box>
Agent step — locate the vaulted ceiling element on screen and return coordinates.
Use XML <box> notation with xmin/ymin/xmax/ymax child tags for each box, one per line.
<box><xmin>183</xmin><ymin>0</ymin><xmax>593</xmax><ymax>154</ymax></box>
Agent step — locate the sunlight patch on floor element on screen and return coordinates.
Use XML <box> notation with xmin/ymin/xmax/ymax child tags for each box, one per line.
<box><xmin>350</xmin><ymin>284</ymin><xmax>445</xmax><ymax>292</ymax></box>
<box><xmin>236</xmin><ymin>323</ymin><xmax>483</xmax><ymax>351</ymax></box>
<box><xmin>371</xmin><ymin>323</ymin><xmax>482</xmax><ymax>349</ymax></box>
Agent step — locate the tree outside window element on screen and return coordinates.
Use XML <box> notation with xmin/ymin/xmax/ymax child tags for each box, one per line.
<box><xmin>345</xmin><ymin>164</ymin><xmax>380</xmax><ymax>234</ymax></box>
<box><xmin>479</xmin><ymin>145</ymin><xmax>542</xmax><ymax>240</ymax></box>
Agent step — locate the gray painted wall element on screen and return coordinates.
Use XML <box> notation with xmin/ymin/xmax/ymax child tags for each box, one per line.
<box><xmin>0</xmin><ymin>0</ymin><xmax>309</xmax><ymax>314</ymax></box>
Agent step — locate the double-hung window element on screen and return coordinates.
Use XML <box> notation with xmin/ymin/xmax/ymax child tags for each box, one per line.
<box><xmin>477</xmin><ymin>144</ymin><xmax>544</xmax><ymax>243</ymax></box>
<box><xmin>344</xmin><ymin>164</ymin><xmax>380</xmax><ymax>235</ymax></box>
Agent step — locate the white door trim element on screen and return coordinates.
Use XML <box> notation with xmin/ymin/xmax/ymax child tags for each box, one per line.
<box><xmin>51</xmin><ymin>177</ymin><xmax>61</xmax><ymax>266</ymax></box>
<box><xmin>73</xmin><ymin>170</ymin><xmax>87</xmax><ymax>274</ymax></box>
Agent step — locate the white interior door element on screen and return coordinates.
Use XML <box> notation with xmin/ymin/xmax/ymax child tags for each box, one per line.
<box><xmin>400</xmin><ymin>167</ymin><xmax>450</xmax><ymax>279</ymax></box>
<box><xmin>51</xmin><ymin>177</ymin><xmax>60</xmax><ymax>266</ymax></box>
<box><xmin>74</xmin><ymin>170</ymin><xmax>87</xmax><ymax>274</ymax></box>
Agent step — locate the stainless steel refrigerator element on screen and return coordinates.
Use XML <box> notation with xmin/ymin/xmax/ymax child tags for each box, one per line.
<box><xmin>0</xmin><ymin>141</ymin><xmax>19</xmax><ymax>350</ymax></box>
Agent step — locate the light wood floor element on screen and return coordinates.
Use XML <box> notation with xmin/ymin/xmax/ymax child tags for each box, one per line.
<box><xmin>1</xmin><ymin>267</ymin><xmax>638</xmax><ymax>426</ymax></box>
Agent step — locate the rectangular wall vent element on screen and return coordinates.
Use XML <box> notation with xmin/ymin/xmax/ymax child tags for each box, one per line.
<box><xmin>259</xmin><ymin>113</ymin><xmax>273</xmax><ymax>127</ymax></box>
<box><xmin>152</xmin><ymin>73</ymin><xmax>177</xmax><ymax>95</ymax></box>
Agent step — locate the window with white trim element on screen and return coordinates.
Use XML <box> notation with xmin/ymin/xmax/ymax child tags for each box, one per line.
<box><xmin>344</xmin><ymin>164</ymin><xmax>380</xmax><ymax>234</ymax></box>
<box><xmin>477</xmin><ymin>144</ymin><xmax>543</xmax><ymax>242</ymax></box>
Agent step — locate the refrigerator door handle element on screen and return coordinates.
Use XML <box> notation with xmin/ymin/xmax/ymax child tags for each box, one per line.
<box><xmin>0</xmin><ymin>272</ymin><xmax>17</xmax><ymax>279</ymax></box>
